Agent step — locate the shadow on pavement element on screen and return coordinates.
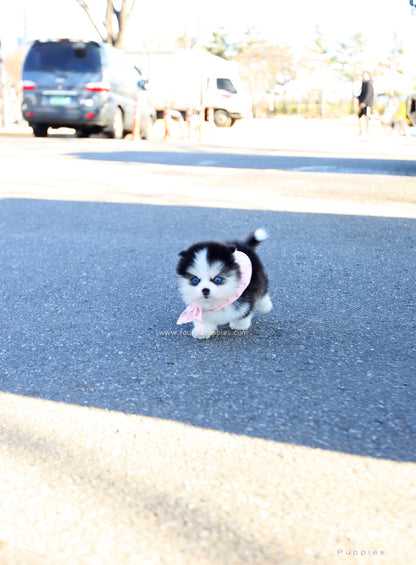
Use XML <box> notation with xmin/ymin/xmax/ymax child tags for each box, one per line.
<box><xmin>69</xmin><ymin>149</ymin><xmax>416</xmax><ymax>177</ymax></box>
<box><xmin>1</xmin><ymin>198</ymin><xmax>415</xmax><ymax>461</ymax></box>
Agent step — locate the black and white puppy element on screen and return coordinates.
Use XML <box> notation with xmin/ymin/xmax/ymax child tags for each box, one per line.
<box><xmin>176</xmin><ymin>228</ymin><xmax>272</xmax><ymax>339</ymax></box>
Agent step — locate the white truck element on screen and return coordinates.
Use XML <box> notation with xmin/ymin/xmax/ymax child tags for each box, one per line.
<box><xmin>128</xmin><ymin>48</ymin><xmax>252</xmax><ymax>127</ymax></box>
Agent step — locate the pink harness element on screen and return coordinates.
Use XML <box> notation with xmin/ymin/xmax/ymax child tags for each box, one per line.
<box><xmin>177</xmin><ymin>250</ymin><xmax>252</xmax><ymax>333</ymax></box>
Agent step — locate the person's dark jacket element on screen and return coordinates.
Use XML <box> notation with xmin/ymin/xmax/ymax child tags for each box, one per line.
<box><xmin>358</xmin><ymin>79</ymin><xmax>374</xmax><ymax>107</ymax></box>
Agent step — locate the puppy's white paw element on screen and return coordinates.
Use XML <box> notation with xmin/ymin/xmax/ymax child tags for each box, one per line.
<box><xmin>192</xmin><ymin>326</ymin><xmax>216</xmax><ymax>339</ymax></box>
<box><xmin>256</xmin><ymin>293</ymin><xmax>273</xmax><ymax>313</ymax></box>
<box><xmin>230</xmin><ymin>315</ymin><xmax>252</xmax><ymax>330</ymax></box>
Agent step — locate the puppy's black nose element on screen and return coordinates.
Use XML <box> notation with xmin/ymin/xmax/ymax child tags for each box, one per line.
<box><xmin>202</xmin><ymin>288</ymin><xmax>210</xmax><ymax>297</ymax></box>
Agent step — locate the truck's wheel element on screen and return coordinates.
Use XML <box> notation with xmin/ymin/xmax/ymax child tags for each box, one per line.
<box><xmin>214</xmin><ymin>109</ymin><xmax>232</xmax><ymax>128</ymax></box>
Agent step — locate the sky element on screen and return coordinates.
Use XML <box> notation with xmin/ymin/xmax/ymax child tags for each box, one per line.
<box><xmin>1</xmin><ymin>0</ymin><xmax>416</xmax><ymax>77</ymax></box>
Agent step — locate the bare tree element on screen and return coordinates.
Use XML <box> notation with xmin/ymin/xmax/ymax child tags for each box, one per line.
<box><xmin>75</xmin><ymin>0</ymin><xmax>137</xmax><ymax>48</ymax></box>
<box><xmin>233</xmin><ymin>29</ymin><xmax>295</xmax><ymax>116</ymax></box>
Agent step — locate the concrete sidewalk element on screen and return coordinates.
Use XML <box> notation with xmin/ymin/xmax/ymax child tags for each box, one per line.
<box><xmin>1</xmin><ymin>392</ymin><xmax>415</xmax><ymax>565</ymax></box>
<box><xmin>2</xmin><ymin>117</ymin><xmax>416</xmax><ymax>155</ymax></box>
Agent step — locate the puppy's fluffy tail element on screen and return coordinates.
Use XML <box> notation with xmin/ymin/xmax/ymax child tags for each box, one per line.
<box><xmin>241</xmin><ymin>228</ymin><xmax>268</xmax><ymax>249</ymax></box>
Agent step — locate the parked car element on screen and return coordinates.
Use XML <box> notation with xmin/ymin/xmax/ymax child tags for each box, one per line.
<box><xmin>21</xmin><ymin>39</ymin><xmax>156</xmax><ymax>138</ymax></box>
<box><xmin>406</xmin><ymin>90</ymin><xmax>416</xmax><ymax>127</ymax></box>
<box><xmin>394</xmin><ymin>99</ymin><xmax>412</xmax><ymax>135</ymax></box>
<box><xmin>382</xmin><ymin>98</ymin><xmax>413</xmax><ymax>135</ymax></box>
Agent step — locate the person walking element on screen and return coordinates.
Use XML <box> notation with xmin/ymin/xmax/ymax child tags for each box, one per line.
<box><xmin>357</xmin><ymin>71</ymin><xmax>375</xmax><ymax>134</ymax></box>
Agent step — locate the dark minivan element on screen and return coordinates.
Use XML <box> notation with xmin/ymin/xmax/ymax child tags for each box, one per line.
<box><xmin>21</xmin><ymin>39</ymin><xmax>156</xmax><ymax>138</ymax></box>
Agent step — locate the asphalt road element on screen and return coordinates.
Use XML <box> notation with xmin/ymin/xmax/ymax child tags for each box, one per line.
<box><xmin>0</xmin><ymin>120</ymin><xmax>415</xmax><ymax>564</ymax></box>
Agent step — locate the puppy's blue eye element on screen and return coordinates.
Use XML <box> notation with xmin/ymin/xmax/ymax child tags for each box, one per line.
<box><xmin>213</xmin><ymin>276</ymin><xmax>223</xmax><ymax>284</ymax></box>
<box><xmin>190</xmin><ymin>277</ymin><xmax>200</xmax><ymax>286</ymax></box>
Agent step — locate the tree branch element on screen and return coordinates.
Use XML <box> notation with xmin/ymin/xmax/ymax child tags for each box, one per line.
<box><xmin>75</xmin><ymin>0</ymin><xmax>138</xmax><ymax>48</ymax></box>
<box><xmin>104</xmin><ymin>0</ymin><xmax>115</xmax><ymax>45</ymax></box>
<box><xmin>75</xmin><ymin>0</ymin><xmax>106</xmax><ymax>42</ymax></box>
<box><xmin>127</xmin><ymin>0</ymin><xmax>137</xmax><ymax>20</ymax></box>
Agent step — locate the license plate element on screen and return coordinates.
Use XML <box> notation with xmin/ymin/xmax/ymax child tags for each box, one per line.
<box><xmin>49</xmin><ymin>95</ymin><xmax>72</xmax><ymax>106</ymax></box>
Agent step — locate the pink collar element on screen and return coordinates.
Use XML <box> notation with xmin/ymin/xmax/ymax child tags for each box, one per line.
<box><xmin>177</xmin><ymin>250</ymin><xmax>252</xmax><ymax>333</ymax></box>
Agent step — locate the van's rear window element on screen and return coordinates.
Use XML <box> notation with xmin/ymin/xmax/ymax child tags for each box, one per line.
<box><xmin>24</xmin><ymin>42</ymin><xmax>101</xmax><ymax>73</ymax></box>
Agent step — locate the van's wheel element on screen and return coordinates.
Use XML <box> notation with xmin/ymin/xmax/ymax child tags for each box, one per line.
<box><xmin>76</xmin><ymin>129</ymin><xmax>90</xmax><ymax>138</ymax></box>
<box><xmin>32</xmin><ymin>125</ymin><xmax>48</xmax><ymax>137</ymax></box>
<box><xmin>214</xmin><ymin>109</ymin><xmax>232</xmax><ymax>128</ymax></box>
<box><xmin>106</xmin><ymin>108</ymin><xmax>124</xmax><ymax>139</ymax></box>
